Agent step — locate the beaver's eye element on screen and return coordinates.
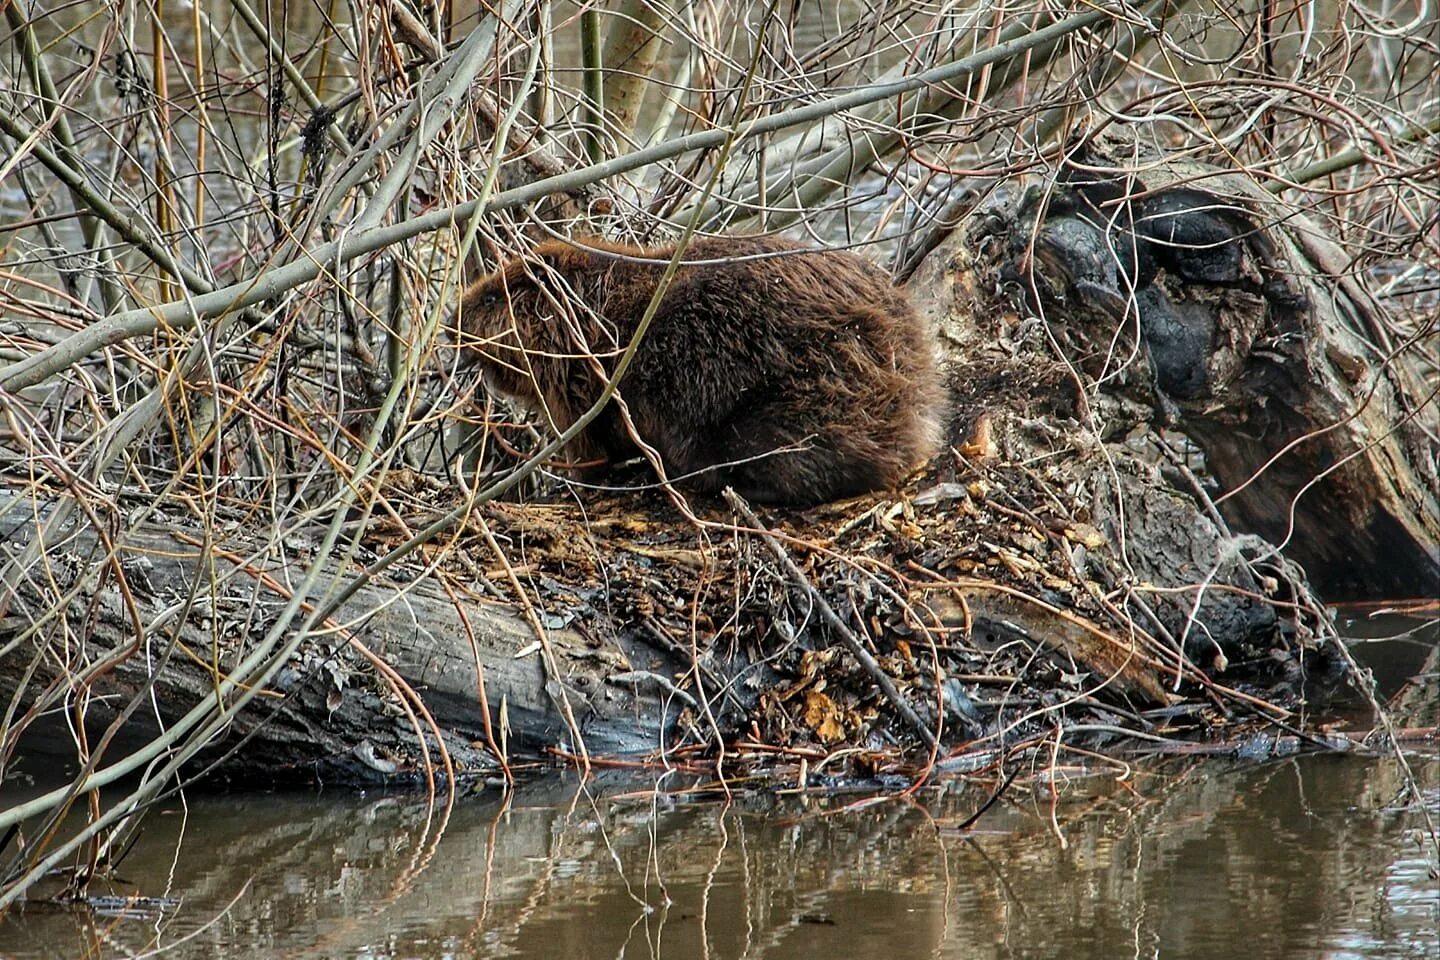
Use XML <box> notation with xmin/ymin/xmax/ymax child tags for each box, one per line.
<box><xmin>481</xmin><ymin>292</ymin><xmax>500</xmax><ymax>307</ymax></box>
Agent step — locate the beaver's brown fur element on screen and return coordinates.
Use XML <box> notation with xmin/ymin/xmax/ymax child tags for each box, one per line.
<box><xmin>455</xmin><ymin>235</ymin><xmax>945</xmax><ymax>505</ymax></box>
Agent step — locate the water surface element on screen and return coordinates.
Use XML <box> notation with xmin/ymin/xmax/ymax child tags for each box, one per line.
<box><xmin>2</xmin><ymin>749</ymin><xmax>1435</xmax><ymax>959</ymax></box>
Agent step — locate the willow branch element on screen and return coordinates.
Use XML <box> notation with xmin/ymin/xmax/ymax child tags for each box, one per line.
<box><xmin>1279</xmin><ymin>113</ymin><xmax>1440</xmax><ymax>189</ymax></box>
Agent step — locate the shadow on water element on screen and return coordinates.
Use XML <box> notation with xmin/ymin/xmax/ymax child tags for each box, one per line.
<box><xmin>0</xmin><ymin>623</ymin><xmax>1435</xmax><ymax>960</ymax></box>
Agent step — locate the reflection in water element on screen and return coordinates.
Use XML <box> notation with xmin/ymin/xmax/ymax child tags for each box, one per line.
<box><xmin>0</xmin><ymin>754</ymin><xmax>1435</xmax><ymax>959</ymax></box>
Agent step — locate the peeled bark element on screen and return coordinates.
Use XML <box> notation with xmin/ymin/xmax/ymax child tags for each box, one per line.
<box><xmin>601</xmin><ymin>0</ymin><xmax>674</xmax><ymax>139</ymax></box>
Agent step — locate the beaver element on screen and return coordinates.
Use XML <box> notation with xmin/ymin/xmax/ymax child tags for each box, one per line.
<box><xmin>454</xmin><ymin>234</ymin><xmax>945</xmax><ymax>505</ymax></box>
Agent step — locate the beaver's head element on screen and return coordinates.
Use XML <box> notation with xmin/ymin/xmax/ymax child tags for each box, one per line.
<box><xmin>454</xmin><ymin>247</ymin><xmax>552</xmax><ymax>401</ymax></box>
<box><xmin>454</xmin><ymin>240</ymin><xmax>614</xmax><ymax>410</ymax></box>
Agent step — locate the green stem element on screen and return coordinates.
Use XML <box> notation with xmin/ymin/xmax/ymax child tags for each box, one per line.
<box><xmin>580</xmin><ymin>2</ymin><xmax>606</xmax><ymax>161</ymax></box>
<box><xmin>1278</xmin><ymin>113</ymin><xmax>1440</xmax><ymax>190</ymax></box>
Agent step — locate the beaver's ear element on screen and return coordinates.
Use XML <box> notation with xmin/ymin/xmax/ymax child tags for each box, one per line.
<box><xmin>454</xmin><ymin>284</ymin><xmax>482</xmax><ymax>321</ymax></box>
<box><xmin>528</xmin><ymin>240</ymin><xmax>582</xmax><ymax>277</ymax></box>
<box><xmin>530</xmin><ymin>251</ymin><xmax>563</xmax><ymax>276</ymax></box>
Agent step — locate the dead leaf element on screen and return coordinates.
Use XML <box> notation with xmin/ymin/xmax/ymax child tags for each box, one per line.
<box><xmin>958</xmin><ymin>413</ymin><xmax>996</xmax><ymax>459</ymax></box>
<box><xmin>803</xmin><ymin>689</ymin><xmax>846</xmax><ymax>742</ymax></box>
<box><xmin>1063</xmin><ymin>523</ymin><xmax>1107</xmax><ymax>549</ymax></box>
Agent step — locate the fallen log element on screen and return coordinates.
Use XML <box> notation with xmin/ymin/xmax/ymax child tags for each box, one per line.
<box><xmin>0</xmin><ymin>493</ymin><xmax>685</xmax><ymax>785</ymax></box>
<box><xmin>4</xmin><ymin>170</ymin><xmax>1382</xmax><ymax>785</ymax></box>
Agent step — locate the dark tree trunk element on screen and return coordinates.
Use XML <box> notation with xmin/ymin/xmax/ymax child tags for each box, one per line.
<box><xmin>963</xmin><ymin>141</ymin><xmax>1439</xmax><ymax>600</ymax></box>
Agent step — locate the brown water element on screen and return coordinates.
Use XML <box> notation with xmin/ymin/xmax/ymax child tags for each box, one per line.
<box><xmin>0</xmin><ymin>753</ymin><xmax>1435</xmax><ymax>959</ymax></box>
<box><xmin>1</xmin><ymin>627</ymin><xmax>1436</xmax><ymax>960</ymax></box>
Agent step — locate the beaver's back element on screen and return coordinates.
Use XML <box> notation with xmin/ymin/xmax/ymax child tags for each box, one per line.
<box><xmin>458</xmin><ymin>235</ymin><xmax>945</xmax><ymax>505</ymax></box>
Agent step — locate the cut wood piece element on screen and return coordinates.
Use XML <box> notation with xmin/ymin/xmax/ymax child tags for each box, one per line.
<box><xmin>923</xmin><ymin>587</ymin><xmax>1170</xmax><ymax>703</ymax></box>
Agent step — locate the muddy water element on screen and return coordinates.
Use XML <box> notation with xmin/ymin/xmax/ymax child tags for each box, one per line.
<box><xmin>1</xmin><ymin>626</ymin><xmax>1436</xmax><ymax>960</ymax></box>
<box><xmin>0</xmin><ymin>753</ymin><xmax>1435</xmax><ymax>959</ymax></box>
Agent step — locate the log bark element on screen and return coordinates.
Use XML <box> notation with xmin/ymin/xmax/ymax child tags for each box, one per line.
<box><xmin>0</xmin><ymin>495</ymin><xmax>685</xmax><ymax>784</ymax></box>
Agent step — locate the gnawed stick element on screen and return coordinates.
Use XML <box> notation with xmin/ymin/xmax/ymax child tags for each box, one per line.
<box><xmin>722</xmin><ymin>488</ymin><xmax>940</xmax><ymax>750</ymax></box>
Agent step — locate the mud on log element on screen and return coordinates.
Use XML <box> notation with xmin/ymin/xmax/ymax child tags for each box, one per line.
<box><xmin>966</xmin><ymin>140</ymin><xmax>1440</xmax><ymax>599</ymax></box>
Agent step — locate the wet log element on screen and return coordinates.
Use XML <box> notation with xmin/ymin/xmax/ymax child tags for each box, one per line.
<box><xmin>965</xmin><ymin>139</ymin><xmax>1440</xmax><ymax>599</ymax></box>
